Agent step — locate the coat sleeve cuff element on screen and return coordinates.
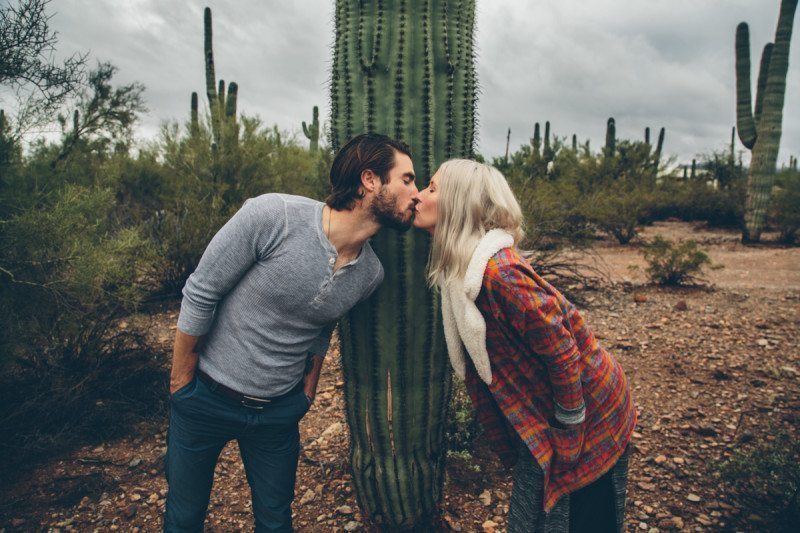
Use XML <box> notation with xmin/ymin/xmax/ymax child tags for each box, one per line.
<box><xmin>555</xmin><ymin>401</ymin><xmax>586</xmax><ymax>425</ymax></box>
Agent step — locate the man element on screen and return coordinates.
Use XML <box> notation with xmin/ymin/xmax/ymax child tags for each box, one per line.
<box><xmin>164</xmin><ymin>133</ymin><xmax>419</xmax><ymax>532</ymax></box>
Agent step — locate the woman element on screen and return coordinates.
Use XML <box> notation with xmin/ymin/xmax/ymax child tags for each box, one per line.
<box><xmin>414</xmin><ymin>159</ymin><xmax>637</xmax><ymax>532</ymax></box>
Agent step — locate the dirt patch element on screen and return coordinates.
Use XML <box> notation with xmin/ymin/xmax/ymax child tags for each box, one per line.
<box><xmin>1</xmin><ymin>221</ymin><xmax>798</xmax><ymax>532</ymax></box>
<box><xmin>586</xmin><ymin>221</ymin><xmax>800</xmax><ymax>290</ymax></box>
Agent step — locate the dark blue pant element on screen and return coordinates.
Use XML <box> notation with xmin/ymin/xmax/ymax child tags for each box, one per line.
<box><xmin>164</xmin><ymin>375</ymin><xmax>310</xmax><ymax>532</ymax></box>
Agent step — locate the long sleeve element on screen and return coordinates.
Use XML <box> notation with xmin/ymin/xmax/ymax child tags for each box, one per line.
<box><xmin>177</xmin><ymin>194</ymin><xmax>287</xmax><ymax>336</ymax></box>
<box><xmin>486</xmin><ymin>261</ymin><xmax>586</xmax><ymax>424</ymax></box>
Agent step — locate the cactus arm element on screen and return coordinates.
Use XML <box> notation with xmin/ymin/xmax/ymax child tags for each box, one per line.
<box><xmin>644</xmin><ymin>126</ymin><xmax>650</xmax><ymax>145</ymax></box>
<box><xmin>225</xmin><ymin>82</ymin><xmax>237</xmax><ymax>119</ymax></box>
<box><xmin>754</xmin><ymin>43</ymin><xmax>774</xmax><ymax>126</ymax></box>
<box><xmin>735</xmin><ymin>22</ymin><xmax>757</xmax><ymax>149</ymax></box>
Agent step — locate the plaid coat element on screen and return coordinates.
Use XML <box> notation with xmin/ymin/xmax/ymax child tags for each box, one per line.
<box><xmin>441</xmin><ymin>230</ymin><xmax>636</xmax><ymax>511</ymax></box>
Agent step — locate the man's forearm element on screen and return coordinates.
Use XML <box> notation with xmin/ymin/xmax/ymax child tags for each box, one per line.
<box><xmin>170</xmin><ymin>329</ymin><xmax>202</xmax><ymax>393</ymax></box>
<box><xmin>302</xmin><ymin>353</ymin><xmax>324</xmax><ymax>402</ymax></box>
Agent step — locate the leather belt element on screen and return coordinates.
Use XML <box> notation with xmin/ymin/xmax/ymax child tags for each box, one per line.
<box><xmin>197</xmin><ymin>369</ymin><xmax>304</xmax><ymax>410</ymax></box>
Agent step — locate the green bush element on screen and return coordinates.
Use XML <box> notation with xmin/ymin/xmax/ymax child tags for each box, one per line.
<box><xmin>0</xmin><ymin>184</ymin><xmax>162</xmax><ymax>471</ymax></box>
<box><xmin>712</xmin><ymin>430</ymin><xmax>800</xmax><ymax>532</ymax></box>
<box><xmin>641</xmin><ymin>235</ymin><xmax>718</xmax><ymax>285</ymax></box>
<box><xmin>445</xmin><ymin>379</ymin><xmax>481</xmax><ymax>458</ymax></box>
<box><xmin>770</xmin><ymin>170</ymin><xmax>800</xmax><ymax>244</ymax></box>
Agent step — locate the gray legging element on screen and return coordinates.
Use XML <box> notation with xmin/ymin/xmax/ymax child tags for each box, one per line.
<box><xmin>508</xmin><ymin>442</ymin><xmax>630</xmax><ymax>533</ymax></box>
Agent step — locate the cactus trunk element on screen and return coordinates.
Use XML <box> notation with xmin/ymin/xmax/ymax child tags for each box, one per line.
<box><xmin>330</xmin><ymin>0</ymin><xmax>477</xmax><ymax>529</ymax></box>
<box><xmin>735</xmin><ymin>0</ymin><xmax>798</xmax><ymax>242</ymax></box>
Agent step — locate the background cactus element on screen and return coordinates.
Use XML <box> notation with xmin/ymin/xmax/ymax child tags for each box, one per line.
<box><xmin>302</xmin><ymin>105</ymin><xmax>320</xmax><ymax>152</ymax></box>
<box><xmin>203</xmin><ymin>7</ymin><xmax>238</xmax><ymax>153</ymax></box>
<box><xmin>605</xmin><ymin>117</ymin><xmax>616</xmax><ymax>158</ymax></box>
<box><xmin>190</xmin><ymin>92</ymin><xmax>199</xmax><ymax>138</ymax></box>
<box><xmin>330</xmin><ymin>0</ymin><xmax>477</xmax><ymax>529</ymax></box>
<box><xmin>532</xmin><ymin>121</ymin><xmax>541</xmax><ymax>160</ymax></box>
<box><xmin>735</xmin><ymin>0</ymin><xmax>798</xmax><ymax>242</ymax></box>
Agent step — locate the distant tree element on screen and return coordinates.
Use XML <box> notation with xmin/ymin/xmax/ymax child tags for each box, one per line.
<box><xmin>51</xmin><ymin>62</ymin><xmax>146</xmax><ymax>167</ymax></box>
<box><xmin>0</xmin><ymin>0</ymin><xmax>87</xmax><ymax>134</ymax></box>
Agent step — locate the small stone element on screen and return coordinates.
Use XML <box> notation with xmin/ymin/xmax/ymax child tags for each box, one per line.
<box><xmin>78</xmin><ymin>496</ymin><xmax>91</xmax><ymax>509</ymax></box>
<box><xmin>674</xmin><ymin>300</ymin><xmax>688</xmax><ymax>311</ymax></box>
<box><xmin>671</xmin><ymin>516</ymin><xmax>684</xmax><ymax>529</ymax></box>
<box><xmin>654</xmin><ymin>454</ymin><xmax>667</xmax><ymax>464</ymax></box>
<box><xmin>128</xmin><ymin>458</ymin><xmax>142</xmax><ymax>468</ymax></box>
<box><xmin>756</xmin><ymin>338</ymin><xmax>769</xmax><ymax>347</ymax></box>
<box><xmin>697</xmin><ymin>514</ymin><xmax>713</xmax><ymax>526</ymax></box>
<box><xmin>482</xmin><ymin>519</ymin><xmax>497</xmax><ymax>533</ymax></box>
<box><xmin>638</xmin><ymin>482</ymin><xmax>656</xmax><ymax>491</ymax></box>
<box><xmin>130</xmin><ymin>494</ymin><xmax>142</xmax><ymax>502</ymax></box>
<box><xmin>92</xmin><ymin>446</ymin><xmax>105</xmax><ymax>453</ymax></box>
<box><xmin>123</xmin><ymin>505</ymin><xmax>137</xmax><ymax>519</ymax></box>
<box><xmin>638</xmin><ymin>522</ymin><xmax>648</xmax><ymax>530</ymax></box>
<box><xmin>148</xmin><ymin>493</ymin><xmax>159</xmax><ymax>504</ymax></box>
<box><xmin>673</xmin><ymin>457</ymin><xmax>685</xmax><ymax>465</ymax></box>
<box><xmin>336</xmin><ymin>505</ymin><xmax>353</xmax><ymax>515</ymax></box>
<box><xmin>11</xmin><ymin>518</ymin><xmax>26</xmax><ymax>527</ymax></box>
<box><xmin>299</xmin><ymin>489</ymin><xmax>315</xmax><ymax>506</ymax></box>
<box><xmin>634</xmin><ymin>293</ymin><xmax>648</xmax><ymax>303</ymax></box>
<box><xmin>687</xmin><ymin>493</ymin><xmax>701</xmax><ymax>503</ymax></box>
<box><xmin>344</xmin><ymin>520</ymin><xmax>361</xmax><ymax>532</ymax></box>
<box><xmin>479</xmin><ymin>489</ymin><xmax>492</xmax><ymax>506</ymax></box>
<box><xmin>321</xmin><ymin>422</ymin><xmax>343</xmax><ymax>440</ymax></box>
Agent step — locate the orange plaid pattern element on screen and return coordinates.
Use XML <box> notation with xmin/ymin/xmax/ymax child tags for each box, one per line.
<box><xmin>463</xmin><ymin>247</ymin><xmax>637</xmax><ymax>511</ymax></box>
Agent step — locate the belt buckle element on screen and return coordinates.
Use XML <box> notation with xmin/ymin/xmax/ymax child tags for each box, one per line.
<box><xmin>241</xmin><ymin>395</ymin><xmax>270</xmax><ymax>410</ymax></box>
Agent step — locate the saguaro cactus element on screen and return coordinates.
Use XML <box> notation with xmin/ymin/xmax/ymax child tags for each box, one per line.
<box><xmin>504</xmin><ymin>127</ymin><xmax>511</xmax><ymax>163</ymax></box>
<box><xmin>532</xmin><ymin>122</ymin><xmax>541</xmax><ymax>159</ymax></box>
<box><xmin>203</xmin><ymin>7</ymin><xmax>238</xmax><ymax>152</ymax></box>
<box><xmin>605</xmin><ymin>117</ymin><xmax>616</xmax><ymax>158</ymax></box>
<box><xmin>735</xmin><ymin>0</ymin><xmax>798</xmax><ymax>242</ymax></box>
<box><xmin>302</xmin><ymin>105</ymin><xmax>320</xmax><ymax>152</ymax></box>
<box><xmin>330</xmin><ymin>1</ymin><xmax>476</xmax><ymax>529</ymax></box>
<box><xmin>190</xmin><ymin>92</ymin><xmax>199</xmax><ymax>138</ymax></box>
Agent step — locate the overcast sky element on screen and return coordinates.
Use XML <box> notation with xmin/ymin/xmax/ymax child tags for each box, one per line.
<box><xmin>33</xmin><ymin>0</ymin><xmax>800</xmax><ymax>167</ymax></box>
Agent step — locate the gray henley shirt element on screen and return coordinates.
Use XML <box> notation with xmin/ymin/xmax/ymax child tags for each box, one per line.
<box><xmin>177</xmin><ymin>193</ymin><xmax>383</xmax><ymax>397</ymax></box>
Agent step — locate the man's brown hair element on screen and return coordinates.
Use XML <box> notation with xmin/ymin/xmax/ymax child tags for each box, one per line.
<box><xmin>327</xmin><ymin>133</ymin><xmax>412</xmax><ymax>210</ymax></box>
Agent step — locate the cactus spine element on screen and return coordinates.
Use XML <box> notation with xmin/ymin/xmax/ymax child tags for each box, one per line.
<box><xmin>605</xmin><ymin>117</ymin><xmax>616</xmax><ymax>158</ymax></box>
<box><xmin>330</xmin><ymin>1</ymin><xmax>477</xmax><ymax>529</ymax></box>
<box><xmin>735</xmin><ymin>0</ymin><xmax>798</xmax><ymax>242</ymax></box>
<box><xmin>302</xmin><ymin>105</ymin><xmax>320</xmax><ymax>152</ymax></box>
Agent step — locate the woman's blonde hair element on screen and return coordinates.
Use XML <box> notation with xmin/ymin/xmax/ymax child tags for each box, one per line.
<box><xmin>427</xmin><ymin>159</ymin><xmax>524</xmax><ymax>287</ymax></box>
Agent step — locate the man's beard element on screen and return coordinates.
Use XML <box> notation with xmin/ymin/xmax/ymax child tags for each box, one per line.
<box><xmin>371</xmin><ymin>186</ymin><xmax>414</xmax><ymax>232</ymax></box>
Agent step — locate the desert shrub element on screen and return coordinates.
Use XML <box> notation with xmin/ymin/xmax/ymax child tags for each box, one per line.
<box><xmin>712</xmin><ymin>430</ymin><xmax>800</xmax><ymax>532</ymax></box>
<box><xmin>650</xmin><ymin>179</ymin><xmax>745</xmax><ymax>228</ymax></box>
<box><xmin>770</xmin><ymin>170</ymin><xmax>800</xmax><ymax>244</ymax></box>
<box><xmin>586</xmin><ymin>183</ymin><xmax>655</xmax><ymax>244</ymax></box>
<box><xmin>641</xmin><ymin>235</ymin><xmax>718</xmax><ymax>285</ymax></box>
<box><xmin>446</xmin><ymin>379</ymin><xmax>481</xmax><ymax>459</ymax></box>
<box><xmin>0</xmin><ymin>184</ymin><xmax>162</xmax><ymax>472</ymax></box>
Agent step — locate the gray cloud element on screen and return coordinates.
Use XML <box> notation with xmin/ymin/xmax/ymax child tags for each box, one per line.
<box><xmin>40</xmin><ymin>0</ymin><xmax>800</xmax><ymax>167</ymax></box>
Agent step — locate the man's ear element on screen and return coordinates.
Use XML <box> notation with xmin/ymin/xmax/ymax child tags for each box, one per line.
<box><xmin>360</xmin><ymin>169</ymin><xmax>379</xmax><ymax>194</ymax></box>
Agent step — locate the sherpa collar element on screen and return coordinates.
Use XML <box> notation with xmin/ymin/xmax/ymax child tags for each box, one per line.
<box><xmin>440</xmin><ymin>229</ymin><xmax>514</xmax><ymax>384</ymax></box>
